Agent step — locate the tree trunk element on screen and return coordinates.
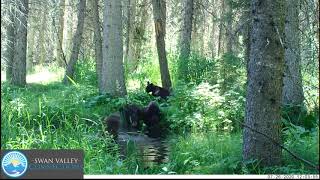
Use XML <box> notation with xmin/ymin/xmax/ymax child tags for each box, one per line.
<box><xmin>243</xmin><ymin>0</ymin><xmax>285</xmax><ymax>166</ymax></box>
<box><xmin>63</xmin><ymin>0</ymin><xmax>86</xmax><ymax>84</ymax></box>
<box><xmin>39</xmin><ymin>4</ymin><xmax>48</xmax><ymax>65</ymax></box>
<box><xmin>125</xmin><ymin>0</ymin><xmax>136</xmax><ymax>67</ymax></box>
<box><xmin>217</xmin><ymin>0</ymin><xmax>224</xmax><ymax>56</ymax></box>
<box><xmin>225</xmin><ymin>0</ymin><xmax>233</xmax><ymax>53</ymax></box>
<box><xmin>56</xmin><ymin>0</ymin><xmax>66</xmax><ymax>67</ymax></box>
<box><xmin>151</xmin><ymin>0</ymin><xmax>172</xmax><ymax>89</ymax></box>
<box><xmin>178</xmin><ymin>0</ymin><xmax>193</xmax><ymax>82</ymax></box>
<box><xmin>210</xmin><ymin>0</ymin><xmax>216</xmax><ymax>59</ymax></box>
<box><xmin>5</xmin><ymin>4</ymin><xmax>16</xmax><ymax>83</ymax></box>
<box><xmin>27</xmin><ymin>23</ymin><xmax>36</xmax><ymax>71</ymax></box>
<box><xmin>12</xmin><ymin>0</ymin><xmax>29</xmax><ymax>86</ymax></box>
<box><xmin>91</xmin><ymin>0</ymin><xmax>103</xmax><ymax>90</ymax></box>
<box><xmin>101</xmin><ymin>0</ymin><xmax>127</xmax><ymax>96</ymax></box>
<box><xmin>282</xmin><ymin>0</ymin><xmax>304</xmax><ymax>123</ymax></box>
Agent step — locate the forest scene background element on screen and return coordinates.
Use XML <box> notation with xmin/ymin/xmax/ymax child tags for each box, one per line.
<box><xmin>1</xmin><ymin>0</ymin><xmax>319</xmax><ymax>175</ymax></box>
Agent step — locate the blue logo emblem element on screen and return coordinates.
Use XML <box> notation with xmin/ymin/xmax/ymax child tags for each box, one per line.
<box><xmin>1</xmin><ymin>151</ymin><xmax>28</xmax><ymax>178</ymax></box>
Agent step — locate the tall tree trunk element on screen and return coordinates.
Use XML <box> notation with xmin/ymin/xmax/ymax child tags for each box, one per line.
<box><xmin>225</xmin><ymin>0</ymin><xmax>233</xmax><ymax>53</ymax></box>
<box><xmin>210</xmin><ymin>0</ymin><xmax>216</xmax><ymax>59</ymax></box>
<box><xmin>151</xmin><ymin>0</ymin><xmax>172</xmax><ymax>89</ymax></box>
<box><xmin>125</xmin><ymin>0</ymin><xmax>136</xmax><ymax>67</ymax></box>
<box><xmin>243</xmin><ymin>0</ymin><xmax>285</xmax><ymax>166</ymax></box>
<box><xmin>12</xmin><ymin>0</ymin><xmax>29</xmax><ymax>86</ymax></box>
<box><xmin>217</xmin><ymin>0</ymin><xmax>224</xmax><ymax>56</ymax></box>
<box><xmin>101</xmin><ymin>0</ymin><xmax>127</xmax><ymax>96</ymax></box>
<box><xmin>63</xmin><ymin>0</ymin><xmax>86</xmax><ymax>84</ymax></box>
<box><xmin>27</xmin><ymin>24</ymin><xmax>35</xmax><ymax>71</ymax></box>
<box><xmin>91</xmin><ymin>0</ymin><xmax>103</xmax><ymax>90</ymax></box>
<box><xmin>129</xmin><ymin>0</ymin><xmax>148</xmax><ymax>72</ymax></box>
<box><xmin>39</xmin><ymin>4</ymin><xmax>48</xmax><ymax>65</ymax></box>
<box><xmin>178</xmin><ymin>0</ymin><xmax>193</xmax><ymax>82</ymax></box>
<box><xmin>282</xmin><ymin>0</ymin><xmax>304</xmax><ymax>124</ymax></box>
<box><xmin>5</xmin><ymin>4</ymin><xmax>16</xmax><ymax>83</ymax></box>
<box><xmin>56</xmin><ymin>0</ymin><xmax>66</xmax><ymax>67</ymax></box>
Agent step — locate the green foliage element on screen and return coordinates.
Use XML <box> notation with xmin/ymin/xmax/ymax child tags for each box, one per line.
<box><xmin>163</xmin><ymin>81</ymin><xmax>246</xmax><ymax>134</ymax></box>
<box><xmin>217</xmin><ymin>53</ymin><xmax>244</xmax><ymax>94</ymax></box>
<box><xmin>73</xmin><ymin>58</ymin><xmax>97</xmax><ymax>86</ymax></box>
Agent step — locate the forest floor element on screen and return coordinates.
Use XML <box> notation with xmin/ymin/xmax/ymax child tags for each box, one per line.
<box><xmin>1</xmin><ymin>67</ymin><xmax>319</xmax><ymax>175</ymax></box>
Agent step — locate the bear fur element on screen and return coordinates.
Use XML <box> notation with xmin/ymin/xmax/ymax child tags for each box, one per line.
<box><xmin>145</xmin><ymin>81</ymin><xmax>170</xmax><ymax>99</ymax></box>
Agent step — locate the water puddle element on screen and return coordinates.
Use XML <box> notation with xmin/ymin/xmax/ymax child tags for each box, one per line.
<box><xmin>117</xmin><ymin>131</ymin><xmax>170</xmax><ymax>168</ymax></box>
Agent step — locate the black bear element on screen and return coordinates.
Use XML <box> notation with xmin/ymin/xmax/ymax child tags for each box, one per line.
<box><xmin>119</xmin><ymin>104</ymin><xmax>143</xmax><ymax>131</ymax></box>
<box><xmin>104</xmin><ymin>105</ymin><xmax>141</xmax><ymax>140</ymax></box>
<box><xmin>145</xmin><ymin>81</ymin><xmax>170</xmax><ymax>99</ymax></box>
<box><xmin>104</xmin><ymin>113</ymin><xmax>121</xmax><ymax>140</ymax></box>
<box><xmin>139</xmin><ymin>101</ymin><xmax>162</xmax><ymax>138</ymax></box>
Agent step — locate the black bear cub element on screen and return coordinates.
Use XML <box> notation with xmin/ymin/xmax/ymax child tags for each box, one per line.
<box><xmin>104</xmin><ymin>105</ymin><xmax>142</xmax><ymax>140</ymax></box>
<box><xmin>145</xmin><ymin>81</ymin><xmax>170</xmax><ymax>99</ymax></box>
<box><xmin>139</xmin><ymin>101</ymin><xmax>162</xmax><ymax>138</ymax></box>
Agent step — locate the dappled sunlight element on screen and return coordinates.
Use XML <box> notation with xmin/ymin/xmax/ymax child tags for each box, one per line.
<box><xmin>127</xmin><ymin>79</ymin><xmax>142</xmax><ymax>91</ymax></box>
<box><xmin>27</xmin><ymin>69</ymin><xmax>64</xmax><ymax>84</ymax></box>
<box><xmin>1</xmin><ymin>67</ymin><xmax>64</xmax><ymax>84</ymax></box>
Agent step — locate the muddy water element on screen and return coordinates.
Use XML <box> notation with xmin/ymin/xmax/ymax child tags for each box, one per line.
<box><xmin>117</xmin><ymin>131</ymin><xmax>170</xmax><ymax>168</ymax></box>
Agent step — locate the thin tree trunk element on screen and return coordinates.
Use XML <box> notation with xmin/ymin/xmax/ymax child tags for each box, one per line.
<box><xmin>91</xmin><ymin>0</ymin><xmax>103</xmax><ymax>90</ymax></box>
<box><xmin>27</xmin><ymin>24</ymin><xmax>35</xmax><ymax>71</ymax></box>
<box><xmin>243</xmin><ymin>0</ymin><xmax>285</xmax><ymax>166</ymax></box>
<box><xmin>217</xmin><ymin>0</ymin><xmax>224</xmax><ymax>56</ymax></box>
<box><xmin>39</xmin><ymin>5</ymin><xmax>48</xmax><ymax>65</ymax></box>
<box><xmin>178</xmin><ymin>0</ymin><xmax>193</xmax><ymax>82</ymax></box>
<box><xmin>225</xmin><ymin>0</ymin><xmax>232</xmax><ymax>53</ymax></box>
<box><xmin>5</xmin><ymin>4</ymin><xmax>16</xmax><ymax>83</ymax></box>
<box><xmin>12</xmin><ymin>0</ymin><xmax>29</xmax><ymax>86</ymax></box>
<box><xmin>101</xmin><ymin>0</ymin><xmax>127</xmax><ymax>96</ymax></box>
<box><xmin>151</xmin><ymin>0</ymin><xmax>172</xmax><ymax>89</ymax></box>
<box><xmin>125</xmin><ymin>0</ymin><xmax>136</xmax><ymax>65</ymax></box>
<box><xmin>63</xmin><ymin>0</ymin><xmax>86</xmax><ymax>84</ymax></box>
<box><xmin>210</xmin><ymin>0</ymin><xmax>216</xmax><ymax>59</ymax></box>
<box><xmin>282</xmin><ymin>0</ymin><xmax>305</xmax><ymax>124</ymax></box>
<box><xmin>56</xmin><ymin>0</ymin><xmax>66</xmax><ymax>67</ymax></box>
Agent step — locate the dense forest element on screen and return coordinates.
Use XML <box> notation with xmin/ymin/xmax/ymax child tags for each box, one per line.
<box><xmin>1</xmin><ymin>0</ymin><xmax>319</xmax><ymax>175</ymax></box>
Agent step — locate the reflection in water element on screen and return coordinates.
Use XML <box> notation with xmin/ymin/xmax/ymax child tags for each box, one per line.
<box><xmin>117</xmin><ymin>131</ymin><xmax>169</xmax><ymax>168</ymax></box>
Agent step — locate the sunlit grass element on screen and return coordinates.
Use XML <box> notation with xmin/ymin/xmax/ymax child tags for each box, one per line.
<box><xmin>1</xmin><ymin>65</ymin><xmax>64</xmax><ymax>84</ymax></box>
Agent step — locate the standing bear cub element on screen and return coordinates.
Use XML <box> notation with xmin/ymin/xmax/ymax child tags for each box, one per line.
<box><xmin>145</xmin><ymin>81</ymin><xmax>170</xmax><ymax>99</ymax></box>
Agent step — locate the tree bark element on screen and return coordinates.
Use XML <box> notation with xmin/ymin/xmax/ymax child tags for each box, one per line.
<box><xmin>101</xmin><ymin>0</ymin><xmax>127</xmax><ymax>96</ymax></box>
<box><xmin>178</xmin><ymin>0</ymin><xmax>193</xmax><ymax>82</ymax></box>
<box><xmin>12</xmin><ymin>0</ymin><xmax>29</xmax><ymax>86</ymax></box>
<box><xmin>39</xmin><ymin>4</ymin><xmax>48</xmax><ymax>65</ymax></box>
<box><xmin>5</xmin><ymin>3</ymin><xmax>16</xmax><ymax>83</ymax></box>
<box><xmin>151</xmin><ymin>0</ymin><xmax>172</xmax><ymax>89</ymax></box>
<box><xmin>243</xmin><ymin>0</ymin><xmax>285</xmax><ymax>166</ymax></box>
<box><xmin>217</xmin><ymin>0</ymin><xmax>225</xmax><ymax>56</ymax></box>
<box><xmin>91</xmin><ymin>0</ymin><xmax>103</xmax><ymax>90</ymax></box>
<box><xmin>56</xmin><ymin>0</ymin><xmax>66</xmax><ymax>67</ymax></box>
<box><xmin>63</xmin><ymin>0</ymin><xmax>86</xmax><ymax>84</ymax></box>
<box><xmin>282</xmin><ymin>0</ymin><xmax>304</xmax><ymax>123</ymax></box>
<box><xmin>225</xmin><ymin>0</ymin><xmax>233</xmax><ymax>53</ymax></box>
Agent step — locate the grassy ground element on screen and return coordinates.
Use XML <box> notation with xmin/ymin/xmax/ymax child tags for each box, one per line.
<box><xmin>1</xmin><ymin>67</ymin><xmax>319</xmax><ymax>174</ymax></box>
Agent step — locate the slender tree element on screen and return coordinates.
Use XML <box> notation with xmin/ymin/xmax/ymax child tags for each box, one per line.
<box><xmin>243</xmin><ymin>0</ymin><xmax>285</xmax><ymax>166</ymax></box>
<box><xmin>91</xmin><ymin>0</ymin><xmax>103</xmax><ymax>90</ymax></box>
<box><xmin>101</xmin><ymin>0</ymin><xmax>127</xmax><ymax>96</ymax></box>
<box><xmin>151</xmin><ymin>0</ymin><xmax>172</xmax><ymax>89</ymax></box>
<box><xmin>63</xmin><ymin>0</ymin><xmax>86</xmax><ymax>84</ymax></box>
<box><xmin>5</xmin><ymin>2</ymin><xmax>16</xmax><ymax>83</ymax></box>
<box><xmin>178</xmin><ymin>0</ymin><xmax>193</xmax><ymax>82</ymax></box>
<box><xmin>56</xmin><ymin>0</ymin><xmax>66</xmax><ymax>67</ymax></box>
<box><xmin>282</xmin><ymin>0</ymin><xmax>305</xmax><ymax>124</ymax></box>
<box><xmin>12</xmin><ymin>0</ymin><xmax>29</xmax><ymax>86</ymax></box>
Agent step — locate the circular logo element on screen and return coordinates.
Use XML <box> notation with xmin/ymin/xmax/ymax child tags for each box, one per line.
<box><xmin>1</xmin><ymin>151</ymin><xmax>28</xmax><ymax>178</ymax></box>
